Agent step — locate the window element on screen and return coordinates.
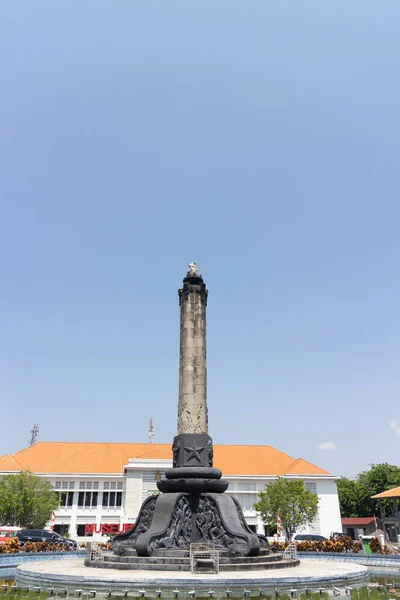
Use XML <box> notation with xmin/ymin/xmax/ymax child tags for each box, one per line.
<box><xmin>78</xmin><ymin>492</ymin><xmax>97</xmax><ymax>508</ymax></box>
<box><xmin>303</xmin><ymin>483</ymin><xmax>320</xmax><ymax>533</ymax></box>
<box><xmin>102</xmin><ymin>491</ymin><xmax>122</xmax><ymax>508</ymax></box>
<box><xmin>142</xmin><ymin>471</ymin><xmax>165</xmax><ymax>501</ymax></box>
<box><xmin>77</xmin><ymin>481</ymin><xmax>99</xmax><ymax>491</ymax></box>
<box><xmin>77</xmin><ymin>525</ymin><xmax>88</xmax><ymax>536</ymax></box>
<box><xmin>56</xmin><ymin>481</ymin><xmax>74</xmax><ymax>491</ymax></box>
<box><xmin>305</xmin><ymin>482</ymin><xmax>317</xmax><ymax>494</ymax></box>
<box><xmin>53</xmin><ymin>524</ymin><xmax>69</xmax><ymax>536</ymax></box>
<box><xmin>237</xmin><ymin>481</ymin><xmax>256</xmax><ymax>492</ymax></box>
<box><xmin>103</xmin><ymin>481</ymin><xmax>123</xmax><ymax>492</ymax></box>
<box><xmin>42</xmin><ymin>531</ymin><xmax>53</xmax><ymax>538</ymax></box>
<box><xmin>59</xmin><ymin>492</ymin><xmax>74</xmax><ymax>507</ymax></box>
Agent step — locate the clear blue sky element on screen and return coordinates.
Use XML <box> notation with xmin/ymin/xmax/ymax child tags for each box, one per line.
<box><xmin>1</xmin><ymin>1</ymin><xmax>399</xmax><ymax>478</ymax></box>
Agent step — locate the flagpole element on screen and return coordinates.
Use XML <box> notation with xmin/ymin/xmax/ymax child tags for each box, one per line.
<box><xmin>277</xmin><ymin>512</ymin><xmax>281</xmax><ymax>539</ymax></box>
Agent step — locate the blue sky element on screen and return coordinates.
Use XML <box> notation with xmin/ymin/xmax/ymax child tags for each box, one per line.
<box><xmin>1</xmin><ymin>1</ymin><xmax>399</xmax><ymax>478</ymax></box>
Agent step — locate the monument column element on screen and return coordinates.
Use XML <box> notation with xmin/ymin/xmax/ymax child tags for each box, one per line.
<box><xmin>178</xmin><ymin>262</ymin><xmax>208</xmax><ymax>435</ymax></box>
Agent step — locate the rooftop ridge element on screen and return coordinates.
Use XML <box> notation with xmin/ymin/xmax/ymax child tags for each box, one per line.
<box><xmin>285</xmin><ymin>457</ymin><xmax>302</xmax><ymax>474</ymax></box>
<box><xmin>0</xmin><ymin>453</ymin><xmax>24</xmax><ymax>471</ymax></box>
<box><xmin>284</xmin><ymin>456</ymin><xmax>331</xmax><ymax>476</ymax></box>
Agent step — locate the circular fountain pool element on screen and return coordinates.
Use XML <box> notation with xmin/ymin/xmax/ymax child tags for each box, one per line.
<box><xmin>16</xmin><ymin>558</ymin><xmax>369</xmax><ymax>595</ymax></box>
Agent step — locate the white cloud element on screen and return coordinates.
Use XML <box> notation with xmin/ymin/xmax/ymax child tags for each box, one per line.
<box><xmin>390</xmin><ymin>421</ymin><xmax>400</xmax><ymax>436</ymax></box>
<box><xmin>317</xmin><ymin>441</ymin><xmax>337</xmax><ymax>451</ymax></box>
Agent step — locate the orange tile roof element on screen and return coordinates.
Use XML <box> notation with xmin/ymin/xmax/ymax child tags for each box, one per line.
<box><xmin>342</xmin><ymin>517</ymin><xmax>379</xmax><ymax>526</ymax></box>
<box><xmin>0</xmin><ymin>453</ymin><xmax>24</xmax><ymax>471</ymax></box>
<box><xmin>0</xmin><ymin>442</ymin><xmax>331</xmax><ymax>477</ymax></box>
<box><xmin>371</xmin><ymin>486</ymin><xmax>400</xmax><ymax>499</ymax></box>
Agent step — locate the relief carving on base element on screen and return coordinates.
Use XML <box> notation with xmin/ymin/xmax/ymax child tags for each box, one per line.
<box><xmin>195</xmin><ymin>497</ymin><xmax>249</xmax><ymax>555</ymax></box>
<box><xmin>148</xmin><ymin>496</ymin><xmax>192</xmax><ymax>552</ymax></box>
<box><xmin>113</xmin><ymin>495</ymin><xmax>157</xmax><ymax>555</ymax></box>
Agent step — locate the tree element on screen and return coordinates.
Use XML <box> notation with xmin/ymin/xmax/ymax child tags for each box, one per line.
<box><xmin>0</xmin><ymin>471</ymin><xmax>59</xmax><ymax>528</ymax></box>
<box><xmin>336</xmin><ymin>477</ymin><xmax>361</xmax><ymax>518</ymax></box>
<box><xmin>337</xmin><ymin>463</ymin><xmax>400</xmax><ymax>518</ymax></box>
<box><xmin>357</xmin><ymin>463</ymin><xmax>400</xmax><ymax>516</ymax></box>
<box><xmin>254</xmin><ymin>478</ymin><xmax>319</xmax><ymax>540</ymax></box>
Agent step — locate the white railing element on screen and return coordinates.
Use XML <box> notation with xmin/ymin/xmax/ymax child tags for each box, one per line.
<box><xmin>190</xmin><ymin>543</ymin><xmax>219</xmax><ymax>574</ymax></box>
<box><xmin>86</xmin><ymin>541</ymin><xmax>104</xmax><ymax>563</ymax></box>
<box><xmin>283</xmin><ymin>541</ymin><xmax>298</xmax><ymax>560</ymax></box>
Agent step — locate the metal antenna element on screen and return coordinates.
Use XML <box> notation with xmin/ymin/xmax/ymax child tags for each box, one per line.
<box><xmin>29</xmin><ymin>424</ymin><xmax>39</xmax><ymax>446</ymax></box>
<box><xmin>148</xmin><ymin>418</ymin><xmax>154</xmax><ymax>444</ymax></box>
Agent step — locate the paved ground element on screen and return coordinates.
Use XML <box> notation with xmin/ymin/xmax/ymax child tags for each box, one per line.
<box><xmin>16</xmin><ymin>558</ymin><xmax>369</xmax><ymax>590</ymax></box>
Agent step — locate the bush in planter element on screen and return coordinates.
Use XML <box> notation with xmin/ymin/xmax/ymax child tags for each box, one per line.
<box><xmin>370</xmin><ymin>537</ymin><xmax>383</xmax><ymax>553</ymax></box>
<box><xmin>321</xmin><ymin>536</ymin><xmax>360</xmax><ymax>553</ymax></box>
<box><xmin>272</xmin><ymin>537</ymin><xmax>362</xmax><ymax>554</ymax></box>
<box><xmin>0</xmin><ymin>540</ymin><xmax>74</xmax><ymax>554</ymax></box>
<box><xmin>0</xmin><ymin>539</ymin><xmax>21</xmax><ymax>554</ymax></box>
<box><xmin>369</xmin><ymin>537</ymin><xmax>400</xmax><ymax>555</ymax></box>
<box><xmin>320</xmin><ymin>537</ymin><xmax>362</xmax><ymax>553</ymax></box>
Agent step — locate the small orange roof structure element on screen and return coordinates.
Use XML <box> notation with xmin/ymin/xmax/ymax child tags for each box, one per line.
<box><xmin>371</xmin><ymin>486</ymin><xmax>400</xmax><ymax>499</ymax></box>
<box><xmin>0</xmin><ymin>442</ymin><xmax>331</xmax><ymax>477</ymax></box>
<box><xmin>342</xmin><ymin>517</ymin><xmax>379</xmax><ymax>526</ymax></box>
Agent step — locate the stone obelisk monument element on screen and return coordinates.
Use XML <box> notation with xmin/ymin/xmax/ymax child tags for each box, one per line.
<box><xmin>178</xmin><ymin>262</ymin><xmax>208</xmax><ymax>435</ymax></box>
<box><xmin>113</xmin><ymin>264</ymin><xmax>262</xmax><ymax>558</ymax></box>
<box><xmin>156</xmin><ymin>263</ymin><xmax>226</xmax><ymax>494</ymax></box>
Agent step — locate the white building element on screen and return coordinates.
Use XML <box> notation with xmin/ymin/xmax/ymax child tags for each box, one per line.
<box><xmin>0</xmin><ymin>442</ymin><xmax>342</xmax><ymax>540</ymax></box>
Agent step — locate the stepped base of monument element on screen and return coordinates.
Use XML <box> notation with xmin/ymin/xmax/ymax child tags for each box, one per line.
<box><xmin>86</xmin><ymin>550</ymin><xmax>299</xmax><ymax>572</ymax></box>
<box><xmin>112</xmin><ymin>492</ymin><xmax>263</xmax><ymax>557</ymax></box>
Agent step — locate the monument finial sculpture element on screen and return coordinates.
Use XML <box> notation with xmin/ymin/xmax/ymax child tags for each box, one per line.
<box><xmin>112</xmin><ymin>264</ymin><xmax>263</xmax><ymax>558</ymax></box>
<box><xmin>186</xmin><ymin>262</ymin><xmax>199</xmax><ymax>277</ymax></box>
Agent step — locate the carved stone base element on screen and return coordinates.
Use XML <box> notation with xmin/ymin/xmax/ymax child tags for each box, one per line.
<box><xmin>113</xmin><ymin>492</ymin><xmax>261</xmax><ymax>558</ymax></box>
<box><xmin>165</xmin><ymin>467</ymin><xmax>222</xmax><ymax>479</ymax></box>
<box><xmin>157</xmin><ymin>478</ymin><xmax>229</xmax><ymax>493</ymax></box>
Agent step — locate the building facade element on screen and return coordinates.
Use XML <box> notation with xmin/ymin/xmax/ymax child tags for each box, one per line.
<box><xmin>371</xmin><ymin>486</ymin><xmax>400</xmax><ymax>542</ymax></box>
<box><xmin>341</xmin><ymin>517</ymin><xmax>383</xmax><ymax>540</ymax></box>
<box><xmin>0</xmin><ymin>442</ymin><xmax>342</xmax><ymax>540</ymax></box>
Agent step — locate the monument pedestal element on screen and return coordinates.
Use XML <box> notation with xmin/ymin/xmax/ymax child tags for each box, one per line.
<box><xmin>113</xmin><ymin>433</ymin><xmax>265</xmax><ymax>558</ymax></box>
